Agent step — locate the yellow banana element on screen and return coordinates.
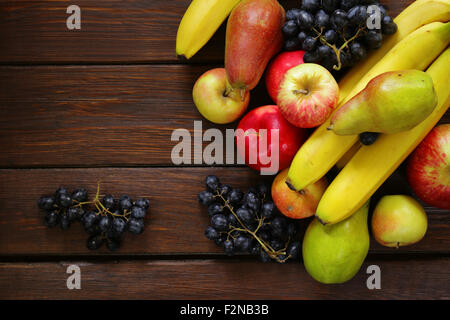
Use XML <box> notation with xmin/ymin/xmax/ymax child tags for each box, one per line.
<box><xmin>316</xmin><ymin>48</ymin><xmax>450</xmax><ymax>225</ymax></box>
<box><xmin>286</xmin><ymin>21</ymin><xmax>450</xmax><ymax>192</ymax></box>
<box><xmin>338</xmin><ymin>0</ymin><xmax>450</xmax><ymax>105</ymax></box>
<box><xmin>176</xmin><ymin>0</ymin><xmax>242</xmax><ymax>59</ymax></box>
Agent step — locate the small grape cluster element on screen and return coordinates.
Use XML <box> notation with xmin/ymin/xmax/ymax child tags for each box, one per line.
<box><xmin>282</xmin><ymin>0</ymin><xmax>398</xmax><ymax>72</ymax></box>
<box><xmin>37</xmin><ymin>185</ymin><xmax>150</xmax><ymax>251</ymax></box>
<box><xmin>198</xmin><ymin>175</ymin><xmax>301</xmax><ymax>263</ymax></box>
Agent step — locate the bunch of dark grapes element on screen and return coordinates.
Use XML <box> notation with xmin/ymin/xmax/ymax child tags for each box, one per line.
<box><xmin>282</xmin><ymin>0</ymin><xmax>398</xmax><ymax>72</ymax></box>
<box><xmin>199</xmin><ymin>175</ymin><xmax>301</xmax><ymax>263</ymax></box>
<box><xmin>37</xmin><ymin>185</ymin><xmax>150</xmax><ymax>251</ymax></box>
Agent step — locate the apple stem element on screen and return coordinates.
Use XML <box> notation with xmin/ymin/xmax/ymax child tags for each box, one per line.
<box><xmin>293</xmin><ymin>89</ymin><xmax>309</xmax><ymax>95</ymax></box>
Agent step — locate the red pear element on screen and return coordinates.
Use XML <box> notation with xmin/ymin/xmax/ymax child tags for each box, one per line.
<box><xmin>225</xmin><ymin>0</ymin><xmax>285</xmax><ymax>95</ymax></box>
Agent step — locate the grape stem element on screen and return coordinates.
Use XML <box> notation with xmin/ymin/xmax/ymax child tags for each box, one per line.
<box><xmin>215</xmin><ymin>192</ymin><xmax>290</xmax><ymax>263</ymax></box>
<box><xmin>313</xmin><ymin>26</ymin><xmax>365</xmax><ymax>71</ymax></box>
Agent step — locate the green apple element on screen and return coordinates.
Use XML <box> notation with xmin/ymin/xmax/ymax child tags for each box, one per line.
<box><xmin>192</xmin><ymin>68</ymin><xmax>250</xmax><ymax>124</ymax></box>
<box><xmin>372</xmin><ymin>195</ymin><xmax>428</xmax><ymax>248</ymax></box>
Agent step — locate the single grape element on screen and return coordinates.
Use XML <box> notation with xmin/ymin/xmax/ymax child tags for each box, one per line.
<box><xmin>130</xmin><ymin>205</ymin><xmax>146</xmax><ymax>219</ymax></box>
<box><xmin>44</xmin><ymin>210</ymin><xmax>59</xmax><ymax>228</ymax></box>
<box><xmin>350</xmin><ymin>41</ymin><xmax>367</xmax><ymax>60</ymax></box>
<box><xmin>205</xmin><ymin>175</ymin><xmax>220</xmax><ymax>192</ymax></box>
<box><xmin>347</xmin><ymin>5</ymin><xmax>367</xmax><ymax>26</ymax></box>
<box><xmin>287</xmin><ymin>241</ymin><xmax>301</xmax><ymax>259</ymax></box>
<box><xmin>315</xmin><ymin>9</ymin><xmax>330</xmax><ymax>29</ymax></box>
<box><xmin>297</xmin><ymin>31</ymin><xmax>308</xmax><ymax>45</ymax></box>
<box><xmin>287</xmin><ymin>223</ymin><xmax>297</xmax><ymax>237</ymax></box>
<box><xmin>297</xmin><ymin>10</ymin><xmax>314</xmax><ymax>30</ymax></box>
<box><xmin>227</xmin><ymin>213</ymin><xmax>239</xmax><ymax>227</ymax></box>
<box><xmin>284</xmin><ymin>37</ymin><xmax>302</xmax><ymax>51</ymax></box>
<box><xmin>365</xmin><ymin>30</ymin><xmax>383</xmax><ymax>49</ymax></box>
<box><xmin>223</xmin><ymin>240</ymin><xmax>235</xmax><ymax>256</ymax></box>
<box><xmin>205</xmin><ymin>226</ymin><xmax>219</xmax><ymax>240</ymax></box>
<box><xmin>218</xmin><ymin>184</ymin><xmax>232</xmax><ymax>198</ymax></box>
<box><xmin>112</xmin><ymin>217</ymin><xmax>127</xmax><ymax>235</ymax></box>
<box><xmin>282</xmin><ymin>20</ymin><xmax>299</xmax><ymax>37</ymax></box>
<box><xmin>135</xmin><ymin>198</ymin><xmax>150</xmax><ymax>211</ymax></box>
<box><xmin>286</xmin><ymin>8</ymin><xmax>303</xmax><ymax>21</ymax></box>
<box><xmin>256</xmin><ymin>183</ymin><xmax>269</xmax><ymax>199</ymax></box>
<box><xmin>382</xmin><ymin>16</ymin><xmax>397</xmax><ymax>35</ymax></box>
<box><xmin>234</xmin><ymin>235</ymin><xmax>251</xmax><ymax>252</ymax></box>
<box><xmin>211</xmin><ymin>214</ymin><xmax>228</xmax><ymax>231</ymax></box>
<box><xmin>236</xmin><ymin>207</ymin><xmax>254</xmax><ymax>224</ymax></box>
<box><xmin>261</xmin><ymin>201</ymin><xmax>276</xmax><ymax>219</ymax></box>
<box><xmin>67</xmin><ymin>207</ymin><xmax>83</xmax><ymax>221</ymax></box>
<box><xmin>38</xmin><ymin>196</ymin><xmax>55</xmax><ymax>211</ymax></box>
<box><xmin>118</xmin><ymin>195</ymin><xmax>133</xmax><ymax>212</ymax></box>
<box><xmin>86</xmin><ymin>235</ymin><xmax>104</xmax><ymax>250</ymax></box>
<box><xmin>127</xmin><ymin>218</ymin><xmax>145</xmax><ymax>234</ymax></box>
<box><xmin>271</xmin><ymin>217</ymin><xmax>287</xmax><ymax>238</ymax></box>
<box><xmin>102</xmin><ymin>194</ymin><xmax>116</xmax><ymax>210</ymax></box>
<box><xmin>214</xmin><ymin>235</ymin><xmax>226</xmax><ymax>247</ymax></box>
<box><xmin>227</xmin><ymin>189</ymin><xmax>243</xmax><ymax>205</ymax></box>
<box><xmin>207</xmin><ymin>202</ymin><xmax>223</xmax><ymax>217</ymax></box>
<box><xmin>71</xmin><ymin>188</ymin><xmax>88</xmax><ymax>203</ymax></box>
<box><xmin>98</xmin><ymin>215</ymin><xmax>112</xmax><ymax>232</ymax></box>
<box><xmin>330</xmin><ymin>9</ymin><xmax>348</xmax><ymax>30</ymax></box>
<box><xmin>303</xmin><ymin>50</ymin><xmax>320</xmax><ymax>63</ymax></box>
<box><xmin>243</xmin><ymin>191</ymin><xmax>260</xmax><ymax>212</ymax></box>
<box><xmin>324</xmin><ymin>29</ymin><xmax>338</xmax><ymax>43</ymax></box>
<box><xmin>54</xmin><ymin>186</ymin><xmax>68</xmax><ymax>198</ymax></box>
<box><xmin>57</xmin><ymin>193</ymin><xmax>72</xmax><ymax>208</ymax></box>
<box><xmin>198</xmin><ymin>190</ymin><xmax>214</xmax><ymax>206</ymax></box>
<box><xmin>250</xmin><ymin>241</ymin><xmax>261</xmax><ymax>255</ymax></box>
<box><xmin>82</xmin><ymin>211</ymin><xmax>98</xmax><ymax>229</ymax></box>
<box><xmin>359</xmin><ymin>132</ymin><xmax>379</xmax><ymax>145</ymax></box>
<box><xmin>302</xmin><ymin>36</ymin><xmax>317</xmax><ymax>51</ymax></box>
<box><xmin>257</xmin><ymin>230</ymin><xmax>271</xmax><ymax>242</ymax></box>
<box><xmin>317</xmin><ymin>44</ymin><xmax>333</xmax><ymax>59</ymax></box>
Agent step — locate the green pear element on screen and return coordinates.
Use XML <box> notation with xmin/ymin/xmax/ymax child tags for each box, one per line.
<box><xmin>302</xmin><ymin>201</ymin><xmax>370</xmax><ymax>284</ymax></box>
<box><xmin>329</xmin><ymin>70</ymin><xmax>437</xmax><ymax>135</ymax></box>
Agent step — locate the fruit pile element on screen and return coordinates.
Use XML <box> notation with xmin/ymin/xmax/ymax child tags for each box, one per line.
<box><xmin>198</xmin><ymin>175</ymin><xmax>301</xmax><ymax>263</ymax></box>
<box><xmin>38</xmin><ymin>185</ymin><xmax>150</xmax><ymax>251</ymax></box>
<box><xmin>282</xmin><ymin>0</ymin><xmax>397</xmax><ymax>72</ymax></box>
<box><xmin>176</xmin><ymin>0</ymin><xmax>450</xmax><ymax>284</ymax></box>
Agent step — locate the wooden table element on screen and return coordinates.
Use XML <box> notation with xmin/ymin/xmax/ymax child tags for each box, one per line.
<box><xmin>0</xmin><ymin>0</ymin><xmax>448</xmax><ymax>300</ymax></box>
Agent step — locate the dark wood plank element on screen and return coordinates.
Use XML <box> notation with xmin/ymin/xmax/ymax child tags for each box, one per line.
<box><xmin>0</xmin><ymin>0</ymin><xmax>413</xmax><ymax>63</ymax></box>
<box><xmin>0</xmin><ymin>167</ymin><xmax>448</xmax><ymax>255</ymax></box>
<box><xmin>0</xmin><ymin>65</ymin><xmax>447</xmax><ymax>167</ymax></box>
<box><xmin>0</xmin><ymin>257</ymin><xmax>448</xmax><ymax>299</ymax></box>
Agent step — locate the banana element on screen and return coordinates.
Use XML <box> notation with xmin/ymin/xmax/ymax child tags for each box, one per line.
<box><xmin>338</xmin><ymin>0</ymin><xmax>450</xmax><ymax>105</ymax></box>
<box><xmin>176</xmin><ymin>0</ymin><xmax>242</xmax><ymax>59</ymax></box>
<box><xmin>286</xmin><ymin>21</ymin><xmax>450</xmax><ymax>192</ymax></box>
<box><xmin>316</xmin><ymin>47</ymin><xmax>450</xmax><ymax>225</ymax></box>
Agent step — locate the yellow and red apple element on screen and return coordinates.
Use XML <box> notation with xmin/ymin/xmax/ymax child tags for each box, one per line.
<box><xmin>407</xmin><ymin>124</ymin><xmax>450</xmax><ymax>210</ymax></box>
<box><xmin>277</xmin><ymin>63</ymin><xmax>339</xmax><ymax>128</ymax></box>
<box><xmin>271</xmin><ymin>168</ymin><xmax>328</xmax><ymax>219</ymax></box>
<box><xmin>192</xmin><ymin>68</ymin><xmax>250</xmax><ymax>124</ymax></box>
<box><xmin>265</xmin><ymin>50</ymin><xmax>305</xmax><ymax>104</ymax></box>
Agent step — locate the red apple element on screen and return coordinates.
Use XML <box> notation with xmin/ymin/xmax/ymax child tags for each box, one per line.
<box><xmin>265</xmin><ymin>50</ymin><xmax>305</xmax><ymax>104</ymax></box>
<box><xmin>407</xmin><ymin>124</ymin><xmax>450</xmax><ymax>210</ymax></box>
<box><xmin>193</xmin><ymin>68</ymin><xmax>250</xmax><ymax>124</ymax></box>
<box><xmin>272</xmin><ymin>168</ymin><xmax>328</xmax><ymax>219</ymax></box>
<box><xmin>236</xmin><ymin>105</ymin><xmax>306</xmax><ymax>175</ymax></box>
<box><xmin>277</xmin><ymin>63</ymin><xmax>339</xmax><ymax>128</ymax></box>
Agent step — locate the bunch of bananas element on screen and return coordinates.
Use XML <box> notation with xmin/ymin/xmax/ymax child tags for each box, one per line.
<box><xmin>286</xmin><ymin>0</ymin><xmax>450</xmax><ymax>225</ymax></box>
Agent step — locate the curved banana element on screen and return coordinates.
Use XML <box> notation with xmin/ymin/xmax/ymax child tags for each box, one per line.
<box><xmin>286</xmin><ymin>22</ymin><xmax>450</xmax><ymax>192</ymax></box>
<box><xmin>176</xmin><ymin>0</ymin><xmax>242</xmax><ymax>59</ymax></box>
<box><xmin>316</xmin><ymin>47</ymin><xmax>450</xmax><ymax>225</ymax></box>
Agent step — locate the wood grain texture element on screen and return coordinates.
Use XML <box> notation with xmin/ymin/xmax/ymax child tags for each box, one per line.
<box><xmin>0</xmin><ymin>65</ymin><xmax>447</xmax><ymax>167</ymax></box>
<box><xmin>0</xmin><ymin>0</ymin><xmax>414</xmax><ymax>63</ymax></box>
<box><xmin>0</xmin><ymin>167</ymin><xmax>447</xmax><ymax>255</ymax></box>
<box><xmin>0</xmin><ymin>258</ymin><xmax>448</xmax><ymax>299</ymax></box>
